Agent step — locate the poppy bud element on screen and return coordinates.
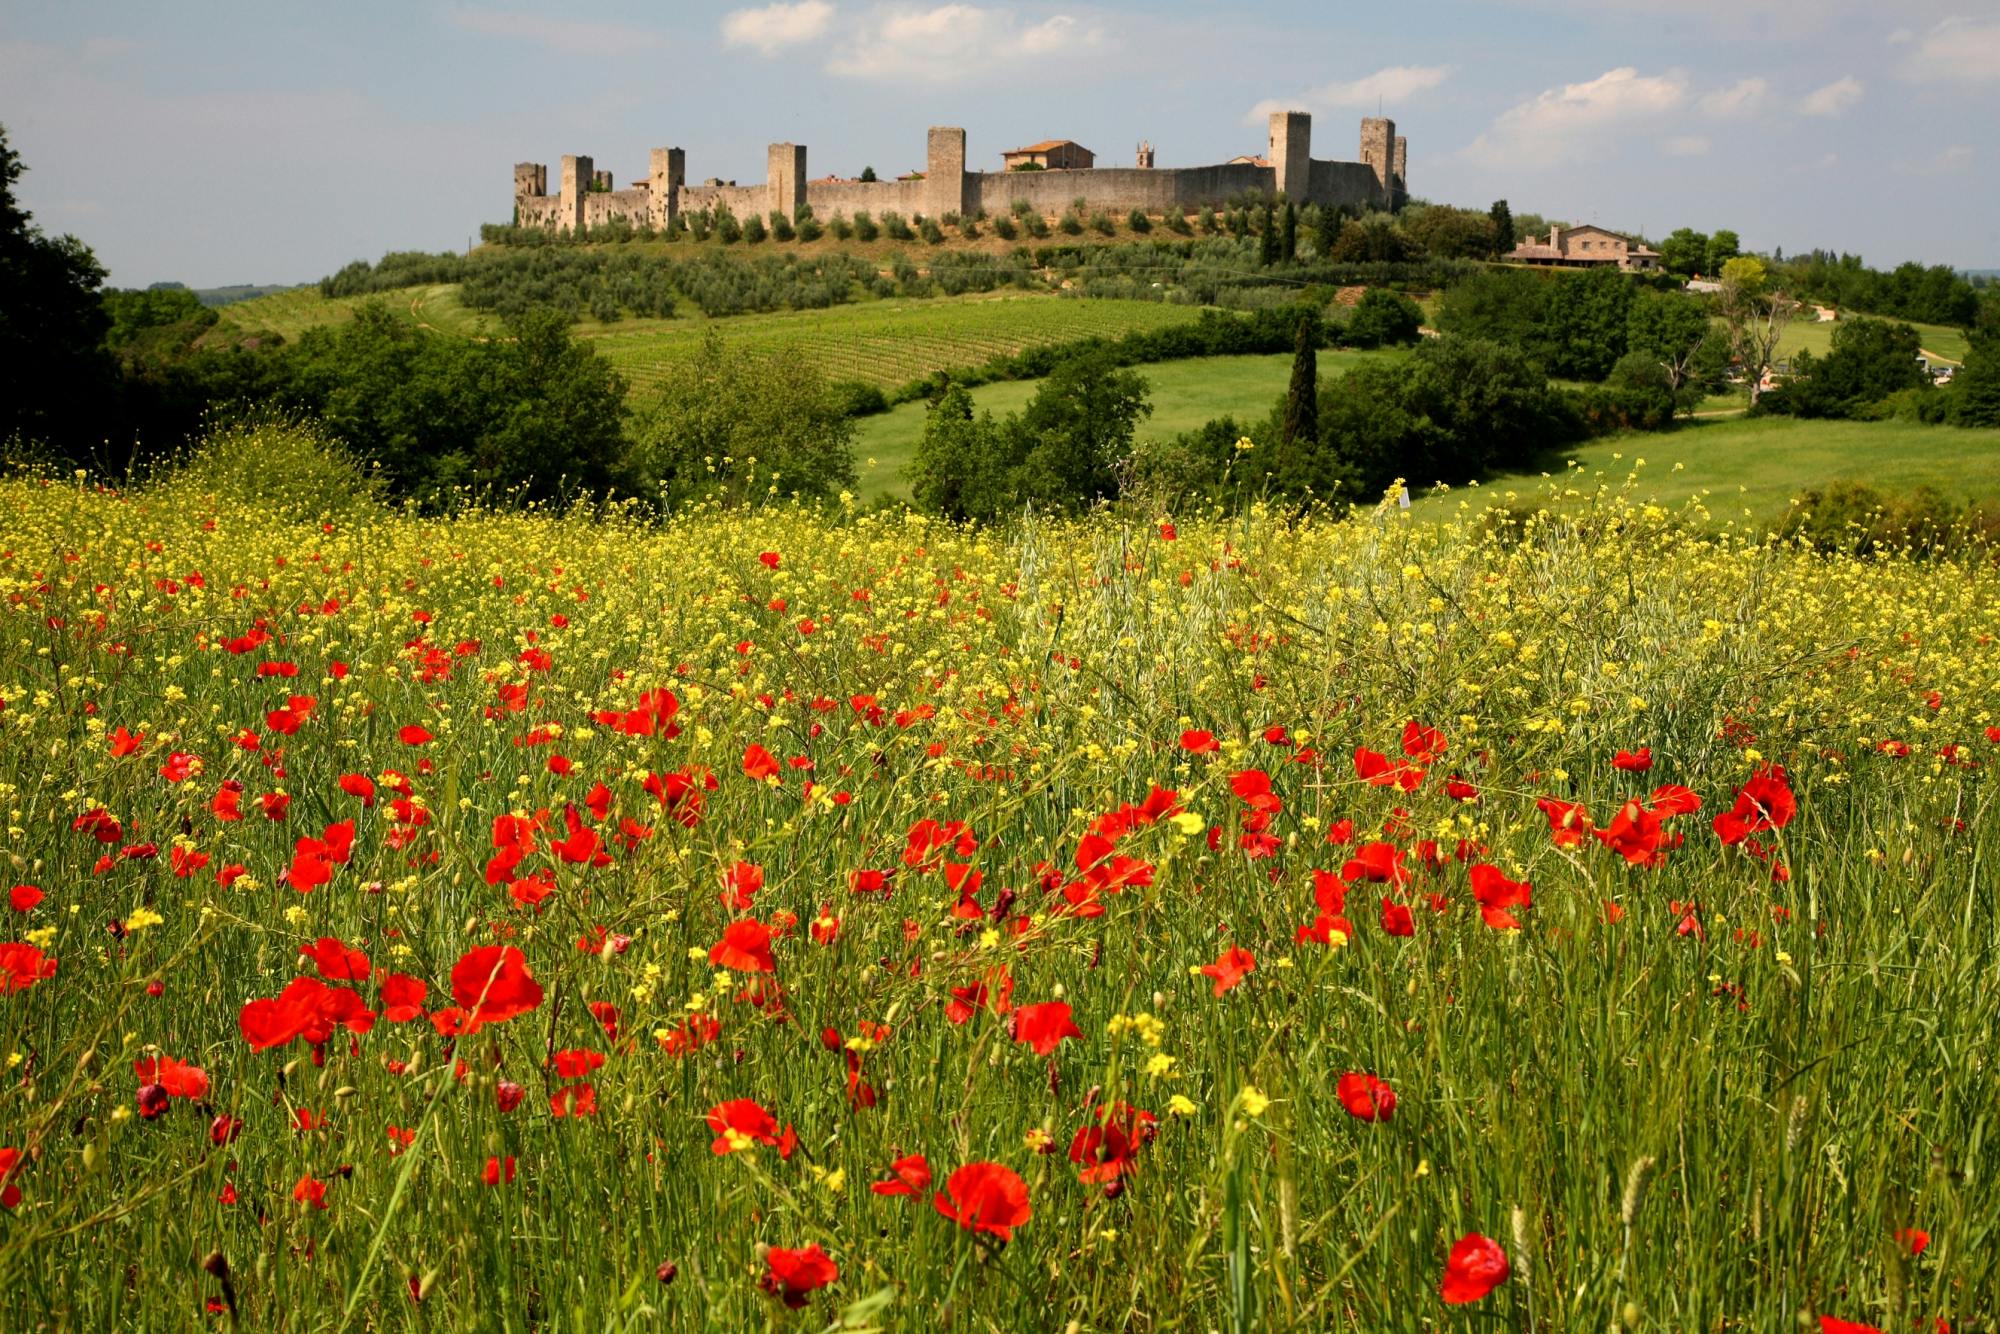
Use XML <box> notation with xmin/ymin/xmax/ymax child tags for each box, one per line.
<box><xmin>1103</xmin><ymin>1179</ymin><xmax>1125</xmax><ymax>1200</ymax></box>
<box><xmin>137</xmin><ymin>1083</ymin><xmax>170</xmax><ymax>1120</ymax></box>
<box><xmin>202</xmin><ymin>1251</ymin><xmax>229</xmax><ymax>1279</ymax></box>
<box><xmin>655</xmin><ymin>1262</ymin><xmax>678</xmax><ymax>1284</ymax></box>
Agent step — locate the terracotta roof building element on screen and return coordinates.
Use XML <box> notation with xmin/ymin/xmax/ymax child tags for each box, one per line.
<box><xmin>1506</xmin><ymin>224</ymin><xmax>1661</xmax><ymax>272</ymax></box>
<box><xmin>1001</xmin><ymin>139</ymin><xmax>1095</xmax><ymax>171</ymax></box>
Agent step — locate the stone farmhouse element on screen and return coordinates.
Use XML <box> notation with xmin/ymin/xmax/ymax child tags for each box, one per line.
<box><xmin>1001</xmin><ymin>139</ymin><xmax>1095</xmax><ymax>171</ymax></box>
<box><xmin>511</xmin><ymin>113</ymin><xmax>1408</xmax><ymax>235</ymax></box>
<box><xmin>1505</xmin><ymin>225</ymin><xmax>1662</xmax><ymax>272</ymax></box>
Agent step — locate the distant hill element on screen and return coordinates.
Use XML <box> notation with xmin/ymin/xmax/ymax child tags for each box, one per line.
<box><xmin>147</xmin><ymin>280</ymin><xmax>310</xmax><ymax>308</ymax></box>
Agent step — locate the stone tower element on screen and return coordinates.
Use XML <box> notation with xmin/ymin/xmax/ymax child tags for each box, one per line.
<box><xmin>1267</xmin><ymin>111</ymin><xmax>1311</xmax><ymax>203</ymax></box>
<box><xmin>768</xmin><ymin>143</ymin><xmax>808</xmax><ymax>220</ymax></box>
<box><xmin>559</xmin><ymin>154</ymin><xmax>594</xmax><ymax>233</ymax></box>
<box><xmin>1136</xmin><ymin>140</ymin><xmax>1155</xmax><ymax>169</ymax></box>
<box><xmin>1359</xmin><ymin>118</ymin><xmax>1396</xmax><ymax>204</ymax></box>
<box><xmin>648</xmin><ymin>147</ymin><xmax>685</xmax><ymax>231</ymax></box>
<box><xmin>1393</xmin><ymin>136</ymin><xmax>1408</xmax><ymax>199</ymax></box>
<box><xmin>925</xmin><ymin>126</ymin><xmax>967</xmax><ymax>219</ymax></box>
<box><xmin>513</xmin><ymin>162</ymin><xmax>547</xmax><ymax>203</ymax></box>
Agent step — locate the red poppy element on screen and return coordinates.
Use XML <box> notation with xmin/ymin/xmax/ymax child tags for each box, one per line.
<box><xmin>1818</xmin><ymin>1320</ymin><xmax>1883</xmax><ymax>1334</ymax></box>
<box><xmin>1069</xmin><ymin>1103</ymin><xmax>1157</xmax><ymax>1183</ymax></box>
<box><xmin>303</xmin><ymin>937</ymin><xmax>371</xmax><ymax>982</ymax></box>
<box><xmin>1714</xmin><ymin>763</ymin><xmax>1798</xmax><ymax>845</ymax></box>
<box><xmin>720</xmin><ymin>861</ymin><xmax>764</xmax><ymax>912</ymax></box>
<box><xmin>1468</xmin><ymin>864</ymin><xmax>1532</xmax><ymax>930</ymax></box>
<box><xmin>710</xmin><ymin>918</ymin><xmax>776</xmax><ymax>973</ymax></box>
<box><xmin>1342</xmin><ymin>841</ymin><xmax>1411</xmax><ymax>888</ymax></box>
<box><xmin>483</xmin><ymin>1155</ymin><xmax>517</xmax><ymax>1186</ymax></box>
<box><xmin>1440</xmin><ymin>1232</ymin><xmax>1509</xmax><ymax>1304</ymax></box>
<box><xmin>1614</xmin><ymin>747</ymin><xmax>1654</xmax><ymax>772</ymax></box>
<box><xmin>379</xmin><ymin>973</ymin><xmax>426</xmax><ymax>1023</ymax></box>
<box><xmin>1011</xmin><ymin>1001</ymin><xmax>1082</xmax><ymax>1055</ymax></box>
<box><xmin>0</xmin><ymin>1146</ymin><xmax>20</xmax><ymax>1209</ymax></box>
<box><xmin>1354</xmin><ymin>746</ymin><xmax>1425</xmax><ymax>792</ymax></box>
<box><xmin>1336</xmin><ymin>1072</ymin><xmax>1396</xmax><ymax>1122</ymax></box>
<box><xmin>293</xmin><ymin>1175</ymin><xmax>328</xmax><ymax>1210</ymax></box>
<box><xmin>758</xmin><ymin>551</ymin><xmax>781</xmax><ymax>569</ymax></box>
<box><xmin>0</xmin><ymin>942</ymin><xmax>57</xmax><ymax>992</ymax></box>
<box><xmin>933</xmin><ymin>1161</ymin><xmax>1032</xmax><ymax>1240</ymax></box>
<box><xmin>549</xmin><ymin>1083</ymin><xmax>599</xmax><ymax>1118</ymax></box>
<box><xmin>1200</xmin><ymin>946</ymin><xmax>1256</xmax><ymax>996</ymax></box>
<box><xmin>742</xmin><ymin>744</ymin><xmax>781</xmax><ymax>782</ymax></box>
<box><xmin>397</xmin><ymin>724</ymin><xmax>433</xmax><ymax>746</ymax></box>
<box><xmin>705</xmin><ymin>1098</ymin><xmax>797</xmax><ymax>1158</ymax></box>
<box><xmin>1535</xmin><ymin>797</ymin><xmax>1593</xmax><ymax>848</ymax></box>
<box><xmin>870</xmin><ymin>1153</ymin><xmax>933</xmax><ymax>1197</ymax></box>
<box><xmin>133</xmin><ymin>1055</ymin><xmax>209</xmax><ymax>1101</ymax></box>
<box><xmin>1180</xmin><ymin>729</ymin><xmax>1219</xmax><ymax>754</ymax></box>
<box><xmin>550</xmin><ymin>1048</ymin><xmax>606</xmax><ymax>1079</ymax></box>
<box><xmin>1380</xmin><ymin>897</ymin><xmax>1415</xmax><ymax>937</ymax></box>
<box><xmin>448</xmin><ymin>945</ymin><xmax>544</xmax><ymax>1030</ymax></box>
<box><xmin>1401</xmin><ymin>719</ymin><xmax>1447</xmax><ymax>763</ymax></box>
<box><xmin>8</xmin><ymin>885</ymin><xmax>43</xmax><ymax>914</ymax></box>
<box><xmin>1896</xmin><ymin>1227</ymin><xmax>1930</xmax><ymax>1256</ymax></box>
<box><xmin>760</xmin><ymin>1244</ymin><xmax>837</xmax><ymax>1309</ymax></box>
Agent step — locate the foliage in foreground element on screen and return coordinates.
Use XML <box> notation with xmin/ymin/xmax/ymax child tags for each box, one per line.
<box><xmin>0</xmin><ymin>441</ymin><xmax>1998</xmax><ymax>1329</ymax></box>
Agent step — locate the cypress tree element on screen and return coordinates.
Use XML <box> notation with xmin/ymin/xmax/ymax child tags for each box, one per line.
<box><xmin>1281</xmin><ymin>310</ymin><xmax>1318</xmax><ymax>451</ymax></box>
<box><xmin>1259</xmin><ymin>203</ymin><xmax>1279</xmax><ymax>267</ymax></box>
<box><xmin>1489</xmin><ymin>199</ymin><xmax>1514</xmax><ymax>257</ymax></box>
<box><xmin>1281</xmin><ymin>201</ymin><xmax>1297</xmax><ymax>264</ymax></box>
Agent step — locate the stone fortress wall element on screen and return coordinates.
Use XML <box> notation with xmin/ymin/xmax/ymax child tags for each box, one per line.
<box><xmin>511</xmin><ymin>113</ymin><xmax>1406</xmax><ymax>234</ymax></box>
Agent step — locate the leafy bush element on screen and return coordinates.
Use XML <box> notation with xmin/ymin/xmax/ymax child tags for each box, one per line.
<box><xmin>1761</xmin><ymin>318</ymin><xmax>1933</xmax><ymax>419</ymax></box>
<box><xmin>909</xmin><ymin>356</ymin><xmax>1149</xmax><ymax>521</ymax></box>
<box><xmin>149</xmin><ymin>417</ymin><xmax>384</xmax><ymax>519</ymax></box>
<box><xmin>627</xmin><ymin>329</ymin><xmax>856</xmax><ymax>508</ymax></box>
<box><xmin>1343</xmin><ymin>289</ymin><xmax>1424</xmax><ymax>349</ymax></box>
<box><xmin>1776</xmin><ymin>481</ymin><xmax>2000</xmax><ymax>556</ymax></box>
<box><xmin>320</xmin><ymin>251</ymin><xmax>464</xmax><ymax>298</ymax></box>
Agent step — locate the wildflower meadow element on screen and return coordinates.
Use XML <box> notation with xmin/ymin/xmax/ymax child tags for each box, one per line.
<box><xmin>0</xmin><ymin>433</ymin><xmax>1996</xmax><ymax>1331</ymax></box>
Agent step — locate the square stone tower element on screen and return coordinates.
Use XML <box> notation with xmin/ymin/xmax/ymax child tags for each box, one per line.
<box><xmin>559</xmin><ymin>154</ymin><xmax>593</xmax><ymax>233</ymax></box>
<box><xmin>513</xmin><ymin>162</ymin><xmax>547</xmax><ymax>202</ymax></box>
<box><xmin>767</xmin><ymin>143</ymin><xmax>808</xmax><ymax>221</ymax></box>
<box><xmin>648</xmin><ymin>147</ymin><xmax>685</xmax><ymax>231</ymax></box>
<box><xmin>1393</xmin><ymin>136</ymin><xmax>1408</xmax><ymax>199</ymax></box>
<box><xmin>1359</xmin><ymin>119</ymin><xmax>1396</xmax><ymax>204</ymax></box>
<box><xmin>1267</xmin><ymin>111</ymin><xmax>1311</xmax><ymax>203</ymax></box>
<box><xmin>926</xmin><ymin>126</ymin><xmax>967</xmax><ymax>220</ymax></box>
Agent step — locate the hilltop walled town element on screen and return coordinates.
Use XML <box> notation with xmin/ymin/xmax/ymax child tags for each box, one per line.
<box><xmin>512</xmin><ymin>113</ymin><xmax>1407</xmax><ymax>233</ymax></box>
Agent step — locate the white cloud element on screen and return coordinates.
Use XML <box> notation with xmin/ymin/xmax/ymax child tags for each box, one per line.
<box><xmin>1662</xmin><ymin>134</ymin><xmax>1710</xmax><ymax>156</ymax></box>
<box><xmin>447</xmin><ymin>7</ymin><xmax>665</xmax><ymax>56</ymax></box>
<box><xmin>1900</xmin><ymin>144</ymin><xmax>1974</xmax><ymax>175</ymax></box>
<box><xmin>1696</xmin><ymin>77</ymin><xmax>1768</xmax><ymax>119</ymax></box>
<box><xmin>825</xmin><ymin>5</ymin><xmax>1105</xmax><ymax>83</ymax></box>
<box><xmin>1798</xmin><ymin>76</ymin><xmax>1863</xmax><ymax>116</ymax></box>
<box><xmin>1461</xmin><ymin>67</ymin><xmax>1688</xmax><ymax>169</ymax></box>
<box><xmin>1244</xmin><ymin>65</ymin><xmax>1451</xmax><ymax>124</ymax></box>
<box><xmin>722</xmin><ymin>1</ymin><xmax>836</xmax><ymax>56</ymax></box>
<box><xmin>1899</xmin><ymin>17</ymin><xmax>2000</xmax><ymax>82</ymax></box>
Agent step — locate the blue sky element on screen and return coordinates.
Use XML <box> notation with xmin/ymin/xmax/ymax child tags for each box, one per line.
<box><xmin>2</xmin><ymin>0</ymin><xmax>1995</xmax><ymax>287</ymax></box>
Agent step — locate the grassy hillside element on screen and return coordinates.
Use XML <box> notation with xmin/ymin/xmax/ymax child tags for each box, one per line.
<box><xmin>1778</xmin><ymin>315</ymin><xmax>1970</xmax><ymax>364</ymax></box>
<box><xmin>208</xmin><ymin>280</ymin><xmax>1214</xmax><ymax>396</ymax></box>
<box><xmin>1420</xmin><ymin>415</ymin><xmax>2000</xmax><ymax>527</ymax></box>
<box><xmin>853</xmin><ymin>349</ymin><xmax>1405</xmax><ymax>498</ymax></box>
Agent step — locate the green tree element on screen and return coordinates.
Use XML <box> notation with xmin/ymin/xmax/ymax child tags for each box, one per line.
<box><xmin>1626</xmin><ymin>287</ymin><xmax>1714</xmax><ymax>401</ymax></box>
<box><xmin>0</xmin><ymin>123</ymin><xmax>114</xmax><ymax>460</ymax></box>
<box><xmin>1705</xmin><ymin>229</ymin><xmax>1741</xmax><ymax>276</ymax></box>
<box><xmin>1658</xmin><ymin>227</ymin><xmax>1709</xmax><ymax>278</ymax></box>
<box><xmin>1952</xmin><ymin>331</ymin><xmax>2000</xmax><ymax>427</ymax></box>
<box><xmin>1280</xmin><ymin>202</ymin><xmax>1297</xmax><ymax>265</ymax></box>
<box><xmin>629</xmin><ymin>328</ymin><xmax>855</xmax><ymax>508</ymax></box>
<box><xmin>1013</xmin><ymin>355</ymin><xmax>1150</xmax><ymax>510</ymax></box>
<box><xmin>1489</xmin><ymin>200</ymin><xmax>1515</xmax><ymax>253</ymax></box>
<box><xmin>1328</xmin><ymin>213</ymin><xmax>1417</xmax><ymax>263</ymax></box>
<box><xmin>1345</xmin><ymin>289</ymin><xmax>1424</xmax><ymax>349</ymax></box>
<box><xmin>1314</xmin><ymin>204</ymin><xmax>1343</xmax><ymax>256</ymax></box>
<box><xmin>908</xmin><ymin>386</ymin><xmax>1011</xmax><ymax>521</ymax></box>
<box><xmin>1762</xmin><ymin>317</ymin><xmax>1930</xmax><ymax>418</ymax></box>
<box><xmin>1541</xmin><ymin>267</ymin><xmax>1634</xmax><ymax>380</ymax></box>
<box><xmin>859</xmin><ymin>166</ymin><xmax>877</xmax><ymax>182</ymax></box>
<box><xmin>1279</xmin><ymin>310</ymin><xmax>1319</xmax><ymax>456</ymax></box>
<box><xmin>1259</xmin><ymin>203</ymin><xmax>1279</xmax><ymax>267</ymax></box>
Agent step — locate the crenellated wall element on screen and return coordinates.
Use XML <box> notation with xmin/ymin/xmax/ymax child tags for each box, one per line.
<box><xmin>510</xmin><ymin>112</ymin><xmax>1407</xmax><ymax>234</ymax></box>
